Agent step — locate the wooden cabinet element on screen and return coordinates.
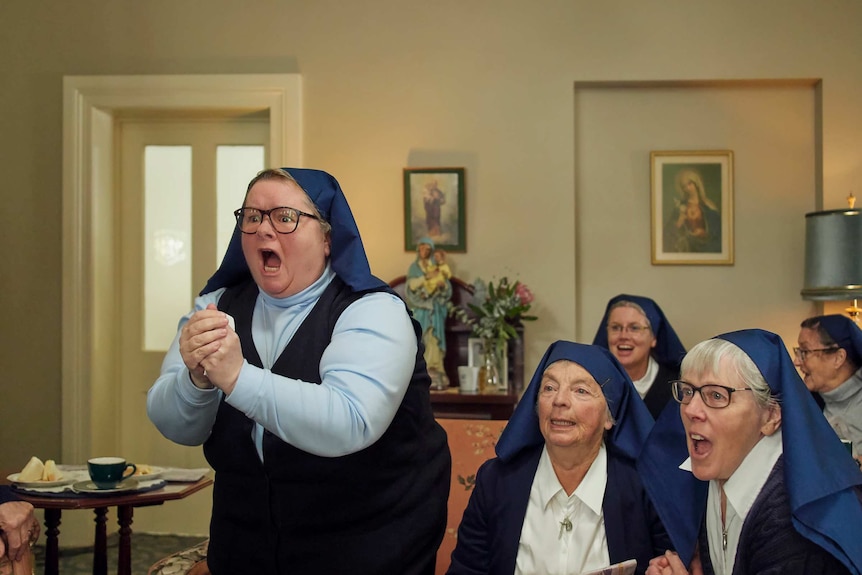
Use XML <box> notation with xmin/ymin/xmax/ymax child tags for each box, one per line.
<box><xmin>389</xmin><ymin>275</ymin><xmax>524</xmax><ymax>419</ymax></box>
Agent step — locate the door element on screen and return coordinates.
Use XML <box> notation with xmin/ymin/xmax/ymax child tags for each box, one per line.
<box><xmin>117</xmin><ymin>114</ymin><xmax>268</xmax><ymax>534</ymax></box>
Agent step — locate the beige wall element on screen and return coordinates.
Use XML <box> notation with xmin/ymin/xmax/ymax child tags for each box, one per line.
<box><xmin>1</xmin><ymin>1</ymin><xmax>860</xmax><ymax>478</ymax></box>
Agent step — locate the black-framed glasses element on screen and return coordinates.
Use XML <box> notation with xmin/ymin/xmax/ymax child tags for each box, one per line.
<box><xmin>792</xmin><ymin>347</ymin><xmax>840</xmax><ymax>361</ymax></box>
<box><xmin>234</xmin><ymin>206</ymin><xmax>321</xmax><ymax>235</ymax></box>
<box><xmin>670</xmin><ymin>379</ymin><xmax>753</xmax><ymax>409</ymax></box>
<box><xmin>607</xmin><ymin>323</ymin><xmax>651</xmax><ymax>336</ymax></box>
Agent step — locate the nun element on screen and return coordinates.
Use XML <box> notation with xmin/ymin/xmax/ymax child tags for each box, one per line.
<box><xmin>639</xmin><ymin>329</ymin><xmax>862</xmax><ymax>575</ymax></box>
<box><xmin>448</xmin><ymin>341</ymin><xmax>670</xmax><ymax>575</ymax></box>
<box><xmin>147</xmin><ymin>168</ymin><xmax>450</xmax><ymax>574</ymax></box>
<box><xmin>593</xmin><ymin>294</ymin><xmax>686</xmax><ymax>418</ymax></box>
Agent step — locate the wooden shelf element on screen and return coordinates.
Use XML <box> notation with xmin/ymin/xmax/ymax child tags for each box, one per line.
<box><xmin>429</xmin><ymin>389</ymin><xmax>519</xmax><ymax>420</ymax></box>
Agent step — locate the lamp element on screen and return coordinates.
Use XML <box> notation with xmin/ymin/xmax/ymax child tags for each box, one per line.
<box><xmin>801</xmin><ymin>193</ymin><xmax>862</xmax><ymax>323</ymax></box>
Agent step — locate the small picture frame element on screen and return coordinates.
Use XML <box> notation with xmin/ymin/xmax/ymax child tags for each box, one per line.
<box><xmin>467</xmin><ymin>337</ymin><xmax>508</xmax><ymax>386</ymax></box>
<box><xmin>403</xmin><ymin>167</ymin><xmax>466</xmax><ymax>252</ymax></box>
<box><xmin>650</xmin><ymin>150</ymin><xmax>734</xmax><ymax>265</ymax></box>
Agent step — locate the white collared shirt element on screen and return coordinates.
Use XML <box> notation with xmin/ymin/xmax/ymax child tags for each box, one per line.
<box><xmin>681</xmin><ymin>431</ymin><xmax>783</xmax><ymax>575</ymax></box>
<box><xmin>631</xmin><ymin>356</ymin><xmax>660</xmax><ymax>399</ymax></box>
<box><xmin>516</xmin><ymin>444</ymin><xmax>610</xmax><ymax>575</ymax></box>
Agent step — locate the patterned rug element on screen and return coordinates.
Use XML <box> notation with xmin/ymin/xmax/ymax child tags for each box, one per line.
<box><xmin>32</xmin><ymin>533</ymin><xmax>207</xmax><ymax>575</ymax></box>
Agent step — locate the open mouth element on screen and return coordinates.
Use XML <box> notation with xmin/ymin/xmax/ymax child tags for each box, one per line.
<box><xmin>261</xmin><ymin>249</ymin><xmax>281</xmax><ymax>273</ymax></box>
<box><xmin>550</xmin><ymin>419</ymin><xmax>575</xmax><ymax>427</ymax></box>
<box><xmin>689</xmin><ymin>433</ymin><xmax>712</xmax><ymax>456</ymax></box>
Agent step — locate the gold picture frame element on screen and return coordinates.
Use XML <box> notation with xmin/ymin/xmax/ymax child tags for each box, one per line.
<box><xmin>650</xmin><ymin>150</ymin><xmax>734</xmax><ymax>265</ymax></box>
<box><xmin>403</xmin><ymin>167</ymin><xmax>466</xmax><ymax>252</ymax></box>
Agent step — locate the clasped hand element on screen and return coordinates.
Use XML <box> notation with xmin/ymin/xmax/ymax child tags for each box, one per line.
<box><xmin>646</xmin><ymin>550</ymin><xmax>704</xmax><ymax>575</ymax></box>
<box><xmin>180</xmin><ymin>304</ymin><xmax>243</xmax><ymax>395</ymax></box>
<box><xmin>0</xmin><ymin>501</ymin><xmax>38</xmax><ymax>563</ymax></box>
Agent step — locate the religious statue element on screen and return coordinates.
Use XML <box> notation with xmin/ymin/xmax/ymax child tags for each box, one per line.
<box><xmin>405</xmin><ymin>237</ymin><xmax>453</xmax><ymax>389</ymax></box>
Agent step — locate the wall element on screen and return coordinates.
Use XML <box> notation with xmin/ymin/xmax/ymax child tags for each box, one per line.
<box><xmin>1</xmin><ymin>0</ymin><xmax>860</xmax><ymax>520</ymax></box>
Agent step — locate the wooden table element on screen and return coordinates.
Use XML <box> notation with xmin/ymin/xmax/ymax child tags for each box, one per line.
<box><xmin>4</xmin><ymin>477</ymin><xmax>213</xmax><ymax>575</ymax></box>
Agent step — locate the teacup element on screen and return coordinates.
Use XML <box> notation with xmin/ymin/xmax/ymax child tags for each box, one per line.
<box><xmin>88</xmin><ymin>457</ymin><xmax>137</xmax><ymax>489</ymax></box>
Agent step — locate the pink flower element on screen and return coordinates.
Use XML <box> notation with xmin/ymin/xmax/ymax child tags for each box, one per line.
<box><xmin>515</xmin><ymin>283</ymin><xmax>534</xmax><ymax>306</ymax></box>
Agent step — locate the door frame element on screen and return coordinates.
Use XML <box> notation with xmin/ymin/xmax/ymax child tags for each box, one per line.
<box><xmin>62</xmin><ymin>74</ymin><xmax>302</xmax><ymax>463</ymax></box>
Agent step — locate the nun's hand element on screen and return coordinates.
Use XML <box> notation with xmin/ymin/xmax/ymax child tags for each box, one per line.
<box><xmin>197</xmin><ymin>311</ymin><xmax>243</xmax><ymax>396</ymax></box>
<box><xmin>180</xmin><ymin>304</ymin><xmax>232</xmax><ymax>389</ymax></box>
<box><xmin>646</xmin><ymin>550</ymin><xmax>703</xmax><ymax>575</ymax></box>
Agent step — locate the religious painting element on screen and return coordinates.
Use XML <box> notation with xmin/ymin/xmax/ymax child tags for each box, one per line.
<box><xmin>403</xmin><ymin>167</ymin><xmax>466</xmax><ymax>252</ymax></box>
<box><xmin>650</xmin><ymin>150</ymin><xmax>734</xmax><ymax>265</ymax></box>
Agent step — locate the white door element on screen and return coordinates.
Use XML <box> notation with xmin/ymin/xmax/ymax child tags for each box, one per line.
<box><xmin>117</xmin><ymin>115</ymin><xmax>268</xmax><ymax>535</ymax></box>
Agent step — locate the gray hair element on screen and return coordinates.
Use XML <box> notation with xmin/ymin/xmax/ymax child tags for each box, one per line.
<box><xmin>534</xmin><ymin>360</ymin><xmax>617</xmax><ymax>428</ymax></box>
<box><xmin>608</xmin><ymin>300</ymin><xmax>652</xmax><ymax>330</ymax></box>
<box><xmin>681</xmin><ymin>338</ymin><xmax>778</xmax><ymax>409</ymax></box>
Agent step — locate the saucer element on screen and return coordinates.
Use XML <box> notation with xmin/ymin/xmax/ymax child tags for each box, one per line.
<box><xmin>71</xmin><ymin>478</ymin><xmax>140</xmax><ymax>494</ymax></box>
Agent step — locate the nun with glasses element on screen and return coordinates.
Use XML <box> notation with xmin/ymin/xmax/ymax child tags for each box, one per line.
<box><xmin>639</xmin><ymin>329</ymin><xmax>862</xmax><ymax>575</ymax></box>
<box><xmin>593</xmin><ymin>294</ymin><xmax>686</xmax><ymax>419</ymax></box>
<box><xmin>447</xmin><ymin>341</ymin><xmax>670</xmax><ymax>575</ymax></box>
<box><xmin>793</xmin><ymin>314</ymin><xmax>862</xmax><ymax>462</ymax></box>
<box><xmin>147</xmin><ymin>168</ymin><xmax>450</xmax><ymax>575</ymax></box>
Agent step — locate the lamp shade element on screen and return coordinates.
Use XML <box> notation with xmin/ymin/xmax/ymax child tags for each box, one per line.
<box><xmin>801</xmin><ymin>209</ymin><xmax>862</xmax><ymax>300</ymax></box>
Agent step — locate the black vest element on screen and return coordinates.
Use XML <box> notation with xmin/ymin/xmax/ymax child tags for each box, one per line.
<box><xmin>204</xmin><ymin>277</ymin><xmax>451</xmax><ymax>575</ymax></box>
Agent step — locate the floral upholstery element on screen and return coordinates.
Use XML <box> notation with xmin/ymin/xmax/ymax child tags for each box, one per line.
<box><xmin>147</xmin><ymin>539</ymin><xmax>209</xmax><ymax>575</ymax></box>
<box><xmin>435</xmin><ymin>418</ymin><xmax>507</xmax><ymax>574</ymax></box>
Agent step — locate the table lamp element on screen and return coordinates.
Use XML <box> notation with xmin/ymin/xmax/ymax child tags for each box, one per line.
<box><xmin>801</xmin><ymin>193</ymin><xmax>862</xmax><ymax>323</ymax></box>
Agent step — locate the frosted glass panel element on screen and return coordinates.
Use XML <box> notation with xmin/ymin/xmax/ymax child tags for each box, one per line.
<box><xmin>216</xmin><ymin>146</ymin><xmax>265</xmax><ymax>266</ymax></box>
<box><xmin>144</xmin><ymin>146</ymin><xmax>192</xmax><ymax>351</ymax></box>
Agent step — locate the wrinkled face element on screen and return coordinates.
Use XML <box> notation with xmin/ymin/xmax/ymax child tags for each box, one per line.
<box><xmin>537</xmin><ymin>360</ymin><xmax>613</xmax><ymax>454</ymax></box>
<box><xmin>680</xmin><ymin>358</ymin><xmax>779</xmax><ymax>483</ymax></box>
<box><xmin>793</xmin><ymin>327</ymin><xmax>840</xmax><ymax>393</ymax></box>
<box><xmin>607</xmin><ymin>306</ymin><xmax>656</xmax><ymax>377</ymax></box>
<box><xmin>241</xmin><ymin>178</ymin><xmax>330</xmax><ymax>298</ymax></box>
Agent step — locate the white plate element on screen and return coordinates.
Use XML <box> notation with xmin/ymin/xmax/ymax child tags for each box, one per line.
<box><xmin>7</xmin><ymin>473</ymin><xmax>75</xmax><ymax>488</ymax></box>
<box><xmin>71</xmin><ymin>478</ymin><xmax>141</xmax><ymax>494</ymax></box>
<box><xmin>130</xmin><ymin>465</ymin><xmax>165</xmax><ymax>481</ymax></box>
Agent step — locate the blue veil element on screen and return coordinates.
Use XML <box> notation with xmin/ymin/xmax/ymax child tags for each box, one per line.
<box><xmin>813</xmin><ymin>314</ymin><xmax>862</xmax><ymax>368</ymax></box>
<box><xmin>592</xmin><ymin>294</ymin><xmax>686</xmax><ymax>370</ymax></box>
<box><xmin>495</xmin><ymin>341</ymin><xmax>654</xmax><ymax>464</ymax></box>
<box><xmin>637</xmin><ymin>328</ymin><xmax>862</xmax><ymax>572</ymax></box>
<box><xmin>200</xmin><ymin>168</ymin><xmax>386</xmax><ymax>295</ymax></box>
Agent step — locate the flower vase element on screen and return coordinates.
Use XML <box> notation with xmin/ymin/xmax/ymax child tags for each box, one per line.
<box><xmin>478</xmin><ymin>339</ymin><xmax>507</xmax><ymax>394</ymax></box>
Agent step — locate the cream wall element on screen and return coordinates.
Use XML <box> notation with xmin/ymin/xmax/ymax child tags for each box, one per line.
<box><xmin>1</xmin><ymin>1</ymin><xmax>860</xmax><ymax>479</ymax></box>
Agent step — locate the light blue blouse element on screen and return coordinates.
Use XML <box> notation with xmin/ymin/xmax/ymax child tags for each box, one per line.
<box><xmin>146</xmin><ymin>265</ymin><xmax>418</xmax><ymax>458</ymax></box>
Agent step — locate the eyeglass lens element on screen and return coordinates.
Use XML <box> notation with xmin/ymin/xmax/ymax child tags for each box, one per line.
<box><xmin>607</xmin><ymin>324</ymin><xmax>649</xmax><ymax>335</ymax></box>
<box><xmin>671</xmin><ymin>380</ymin><xmax>733</xmax><ymax>408</ymax></box>
<box><xmin>236</xmin><ymin>207</ymin><xmax>301</xmax><ymax>234</ymax></box>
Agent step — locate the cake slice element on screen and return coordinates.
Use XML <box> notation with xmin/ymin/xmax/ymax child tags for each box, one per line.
<box><xmin>18</xmin><ymin>456</ymin><xmax>45</xmax><ymax>482</ymax></box>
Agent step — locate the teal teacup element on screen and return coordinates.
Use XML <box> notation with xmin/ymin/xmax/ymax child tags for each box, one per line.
<box><xmin>88</xmin><ymin>457</ymin><xmax>137</xmax><ymax>489</ymax></box>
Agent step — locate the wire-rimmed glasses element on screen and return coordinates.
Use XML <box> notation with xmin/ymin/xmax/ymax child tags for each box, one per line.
<box><xmin>607</xmin><ymin>323</ymin><xmax>651</xmax><ymax>336</ymax></box>
<box><xmin>670</xmin><ymin>379</ymin><xmax>753</xmax><ymax>409</ymax></box>
<box><xmin>792</xmin><ymin>346</ymin><xmax>839</xmax><ymax>361</ymax></box>
<box><xmin>234</xmin><ymin>206</ymin><xmax>321</xmax><ymax>235</ymax></box>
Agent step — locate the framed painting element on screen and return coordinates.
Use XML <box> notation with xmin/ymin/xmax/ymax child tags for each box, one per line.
<box><xmin>650</xmin><ymin>150</ymin><xmax>734</xmax><ymax>265</ymax></box>
<box><xmin>403</xmin><ymin>167</ymin><xmax>466</xmax><ymax>252</ymax></box>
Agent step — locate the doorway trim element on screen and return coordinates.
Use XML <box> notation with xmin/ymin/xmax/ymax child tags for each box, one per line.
<box><xmin>62</xmin><ymin>74</ymin><xmax>302</xmax><ymax>463</ymax></box>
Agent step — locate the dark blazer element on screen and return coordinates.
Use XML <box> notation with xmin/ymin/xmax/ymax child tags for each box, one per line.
<box><xmin>643</xmin><ymin>362</ymin><xmax>677</xmax><ymax>420</ymax></box>
<box><xmin>698</xmin><ymin>457</ymin><xmax>852</xmax><ymax>575</ymax></box>
<box><xmin>447</xmin><ymin>445</ymin><xmax>670</xmax><ymax>575</ymax></box>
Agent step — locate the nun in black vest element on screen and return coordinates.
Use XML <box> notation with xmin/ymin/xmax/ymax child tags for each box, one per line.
<box><xmin>147</xmin><ymin>168</ymin><xmax>451</xmax><ymax>575</ymax></box>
